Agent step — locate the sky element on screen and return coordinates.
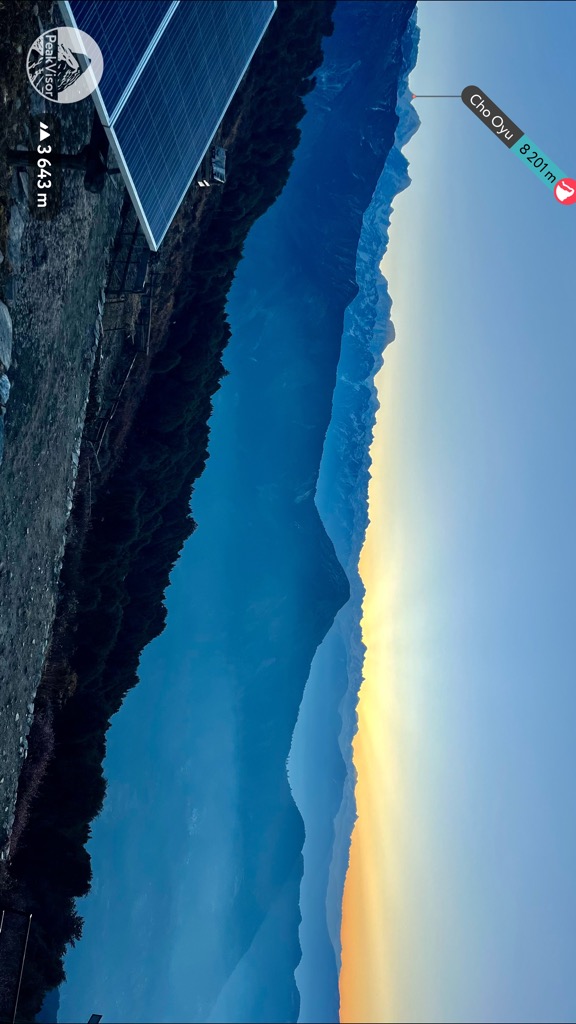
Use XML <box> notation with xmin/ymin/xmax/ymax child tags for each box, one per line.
<box><xmin>339</xmin><ymin>2</ymin><xmax>576</xmax><ymax>1023</ymax></box>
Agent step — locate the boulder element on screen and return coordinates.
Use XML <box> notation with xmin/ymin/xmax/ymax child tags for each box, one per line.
<box><xmin>7</xmin><ymin>206</ymin><xmax>25</xmax><ymax>274</ymax></box>
<box><xmin>0</xmin><ymin>374</ymin><xmax>10</xmax><ymax>406</ymax></box>
<box><xmin>0</xmin><ymin>303</ymin><xmax>12</xmax><ymax>370</ymax></box>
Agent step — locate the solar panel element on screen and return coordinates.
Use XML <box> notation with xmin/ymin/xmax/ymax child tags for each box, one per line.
<box><xmin>62</xmin><ymin>0</ymin><xmax>175</xmax><ymax>118</ymax></box>
<box><xmin>59</xmin><ymin>0</ymin><xmax>277</xmax><ymax>249</ymax></box>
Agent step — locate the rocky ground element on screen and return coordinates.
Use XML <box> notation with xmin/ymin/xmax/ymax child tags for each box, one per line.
<box><xmin>0</xmin><ymin>0</ymin><xmax>235</xmax><ymax>861</ymax></box>
<box><xmin>0</xmin><ymin>58</ymin><xmax>125</xmax><ymax>851</ymax></box>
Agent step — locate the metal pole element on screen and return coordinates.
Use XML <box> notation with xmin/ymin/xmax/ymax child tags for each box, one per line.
<box><xmin>11</xmin><ymin>914</ymin><xmax>32</xmax><ymax>1024</ymax></box>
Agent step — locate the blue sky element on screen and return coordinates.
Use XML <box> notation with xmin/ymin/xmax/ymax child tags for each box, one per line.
<box><xmin>340</xmin><ymin>3</ymin><xmax>576</xmax><ymax>1022</ymax></box>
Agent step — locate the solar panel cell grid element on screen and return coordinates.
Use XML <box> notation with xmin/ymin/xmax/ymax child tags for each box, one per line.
<box><xmin>112</xmin><ymin>0</ymin><xmax>274</xmax><ymax>244</ymax></box>
<box><xmin>69</xmin><ymin>0</ymin><xmax>174</xmax><ymax>117</ymax></box>
<box><xmin>62</xmin><ymin>0</ymin><xmax>277</xmax><ymax>247</ymax></box>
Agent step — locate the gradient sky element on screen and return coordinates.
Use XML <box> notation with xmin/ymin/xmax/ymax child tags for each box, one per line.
<box><xmin>340</xmin><ymin>3</ymin><xmax>576</xmax><ymax>1022</ymax></box>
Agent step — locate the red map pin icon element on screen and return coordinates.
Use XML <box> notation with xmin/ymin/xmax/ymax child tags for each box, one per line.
<box><xmin>554</xmin><ymin>178</ymin><xmax>576</xmax><ymax>204</ymax></box>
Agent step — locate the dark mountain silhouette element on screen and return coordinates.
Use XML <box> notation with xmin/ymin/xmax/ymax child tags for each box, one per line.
<box><xmin>158</xmin><ymin>3</ymin><xmax>417</xmax><ymax>1018</ymax></box>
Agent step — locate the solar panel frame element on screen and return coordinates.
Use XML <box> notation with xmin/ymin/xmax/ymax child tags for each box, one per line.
<box><xmin>58</xmin><ymin>0</ymin><xmax>277</xmax><ymax>250</ymax></box>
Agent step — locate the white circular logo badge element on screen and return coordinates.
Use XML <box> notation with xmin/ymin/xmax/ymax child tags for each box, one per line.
<box><xmin>26</xmin><ymin>27</ymin><xmax>103</xmax><ymax>104</ymax></box>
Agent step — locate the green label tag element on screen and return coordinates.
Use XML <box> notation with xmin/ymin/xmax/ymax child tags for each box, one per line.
<box><xmin>512</xmin><ymin>136</ymin><xmax>566</xmax><ymax>192</ymax></box>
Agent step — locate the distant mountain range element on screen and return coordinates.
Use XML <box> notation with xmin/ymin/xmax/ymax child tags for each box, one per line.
<box><xmin>171</xmin><ymin>5</ymin><xmax>420</xmax><ymax>1020</ymax></box>
<box><xmin>289</xmin><ymin>10</ymin><xmax>420</xmax><ymax>1022</ymax></box>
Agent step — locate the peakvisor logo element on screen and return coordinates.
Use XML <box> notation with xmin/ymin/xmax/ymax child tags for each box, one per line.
<box><xmin>26</xmin><ymin>27</ymin><xmax>103</xmax><ymax>104</ymax></box>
